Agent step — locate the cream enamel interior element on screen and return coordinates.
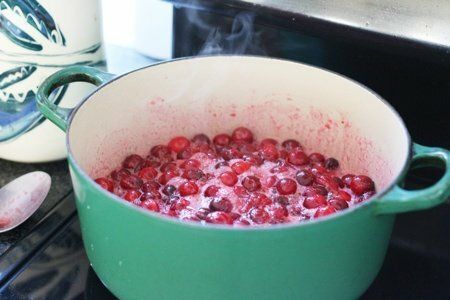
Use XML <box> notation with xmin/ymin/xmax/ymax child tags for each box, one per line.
<box><xmin>68</xmin><ymin>56</ymin><xmax>409</xmax><ymax>191</ymax></box>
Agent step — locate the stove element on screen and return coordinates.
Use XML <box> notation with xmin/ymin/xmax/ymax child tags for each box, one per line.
<box><xmin>0</xmin><ymin>2</ymin><xmax>449</xmax><ymax>299</ymax></box>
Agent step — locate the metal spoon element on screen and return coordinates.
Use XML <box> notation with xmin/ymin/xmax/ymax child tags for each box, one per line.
<box><xmin>0</xmin><ymin>171</ymin><xmax>51</xmax><ymax>233</ymax></box>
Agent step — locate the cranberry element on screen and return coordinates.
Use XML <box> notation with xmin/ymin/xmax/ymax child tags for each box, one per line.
<box><xmin>95</xmin><ymin>177</ymin><xmax>114</xmax><ymax>192</ymax></box>
<box><xmin>213</xmin><ymin>134</ymin><xmax>231</xmax><ymax>146</ymax></box>
<box><xmin>295</xmin><ymin>170</ymin><xmax>314</xmax><ymax>186</ymax></box>
<box><xmin>282</xmin><ymin>139</ymin><xmax>301</xmax><ymax>150</ymax></box>
<box><xmin>303</xmin><ymin>186</ymin><xmax>328</xmax><ymax>196</ymax></box>
<box><xmin>260</xmin><ymin>143</ymin><xmax>279</xmax><ymax>161</ymax></box>
<box><xmin>311</xmin><ymin>165</ymin><xmax>327</xmax><ymax>175</ymax></box>
<box><xmin>287</xmin><ymin>149</ymin><xmax>309</xmax><ymax>166</ymax></box>
<box><xmin>177</xmin><ymin>148</ymin><xmax>194</xmax><ymax>159</ymax></box>
<box><xmin>182</xmin><ymin>169</ymin><xmax>205</xmax><ymax>180</ymax></box>
<box><xmin>249</xmin><ymin>208</ymin><xmax>270</xmax><ymax>224</ymax></box>
<box><xmin>333</xmin><ymin>190</ymin><xmax>352</xmax><ymax>202</ymax></box>
<box><xmin>263</xmin><ymin>175</ymin><xmax>277</xmax><ymax>188</ymax></box>
<box><xmin>266</xmin><ymin>204</ymin><xmax>288</xmax><ymax>221</ymax></box>
<box><xmin>143</xmin><ymin>159</ymin><xmax>161</xmax><ymax>168</ymax></box>
<box><xmin>303</xmin><ymin>194</ymin><xmax>327</xmax><ymax>209</ymax></box>
<box><xmin>325</xmin><ymin>157</ymin><xmax>339</xmax><ymax>170</ymax></box>
<box><xmin>122</xmin><ymin>154</ymin><xmax>144</xmax><ymax>170</ymax></box>
<box><xmin>204</xmin><ymin>185</ymin><xmax>219</xmax><ymax>197</ymax></box>
<box><xmin>218</xmin><ymin>146</ymin><xmax>243</xmax><ymax>161</ymax></box>
<box><xmin>209</xmin><ymin>197</ymin><xmax>233</xmax><ymax>212</ymax></box>
<box><xmin>231</xmin><ymin>161</ymin><xmax>251</xmax><ymax>174</ymax></box>
<box><xmin>150</xmin><ymin>145</ymin><xmax>171</xmax><ymax>158</ymax></box>
<box><xmin>168</xmin><ymin>136</ymin><xmax>190</xmax><ymax>153</ymax></box>
<box><xmin>219</xmin><ymin>171</ymin><xmax>238</xmax><ymax>186</ymax></box>
<box><xmin>235</xmin><ymin>219</ymin><xmax>250</xmax><ymax>226</ymax></box>
<box><xmin>180</xmin><ymin>159</ymin><xmax>200</xmax><ymax>170</ymax></box>
<box><xmin>260</xmin><ymin>138</ymin><xmax>278</xmax><ymax>147</ymax></box>
<box><xmin>142</xmin><ymin>181</ymin><xmax>160</xmax><ymax>193</ymax></box>
<box><xmin>309</xmin><ymin>153</ymin><xmax>325</xmax><ymax>162</ymax></box>
<box><xmin>140</xmin><ymin>199</ymin><xmax>160</xmax><ymax>212</ymax></box>
<box><xmin>233</xmin><ymin>186</ymin><xmax>249</xmax><ymax>198</ymax></box>
<box><xmin>138</xmin><ymin>167</ymin><xmax>158</xmax><ymax>180</ymax></box>
<box><xmin>276</xmin><ymin>178</ymin><xmax>297</xmax><ymax>195</ymax></box>
<box><xmin>140</xmin><ymin>190</ymin><xmax>162</xmax><ymax>200</ymax></box>
<box><xmin>179</xmin><ymin>181</ymin><xmax>199</xmax><ymax>196</ymax></box>
<box><xmin>162</xmin><ymin>185</ymin><xmax>177</xmax><ymax>196</ymax></box>
<box><xmin>243</xmin><ymin>153</ymin><xmax>264</xmax><ymax>166</ymax></box>
<box><xmin>158</xmin><ymin>169</ymin><xmax>179</xmax><ymax>185</ymax></box>
<box><xmin>124</xmin><ymin>190</ymin><xmax>141</xmax><ymax>201</ymax></box>
<box><xmin>349</xmin><ymin>175</ymin><xmax>375</xmax><ymax>195</ymax></box>
<box><xmin>329</xmin><ymin>198</ymin><xmax>349</xmax><ymax>210</ymax></box>
<box><xmin>342</xmin><ymin>174</ymin><xmax>355</xmax><ymax>187</ymax></box>
<box><xmin>120</xmin><ymin>174</ymin><xmax>143</xmax><ymax>189</ymax></box>
<box><xmin>231</xmin><ymin>127</ymin><xmax>253</xmax><ymax>143</ymax></box>
<box><xmin>160</xmin><ymin>162</ymin><xmax>177</xmax><ymax>172</ymax></box>
<box><xmin>251</xmin><ymin>193</ymin><xmax>272</xmax><ymax>207</ymax></box>
<box><xmin>314</xmin><ymin>206</ymin><xmax>336</xmax><ymax>218</ymax></box>
<box><xmin>205</xmin><ymin>211</ymin><xmax>233</xmax><ymax>224</ymax></box>
<box><xmin>239</xmin><ymin>143</ymin><xmax>257</xmax><ymax>154</ymax></box>
<box><xmin>333</xmin><ymin>176</ymin><xmax>345</xmax><ymax>188</ymax></box>
<box><xmin>170</xmin><ymin>198</ymin><xmax>190</xmax><ymax>211</ymax></box>
<box><xmin>111</xmin><ymin>168</ymin><xmax>131</xmax><ymax>181</ymax></box>
<box><xmin>274</xmin><ymin>196</ymin><xmax>289</xmax><ymax>206</ymax></box>
<box><xmin>315</xmin><ymin>175</ymin><xmax>340</xmax><ymax>191</ymax></box>
<box><xmin>242</xmin><ymin>176</ymin><xmax>261</xmax><ymax>192</ymax></box>
<box><xmin>192</xmin><ymin>133</ymin><xmax>210</xmax><ymax>144</ymax></box>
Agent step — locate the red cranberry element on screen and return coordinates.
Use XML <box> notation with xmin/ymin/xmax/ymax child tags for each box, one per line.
<box><xmin>160</xmin><ymin>162</ymin><xmax>177</xmax><ymax>172</ymax></box>
<box><xmin>219</xmin><ymin>171</ymin><xmax>238</xmax><ymax>186</ymax></box>
<box><xmin>196</xmin><ymin>208</ymin><xmax>211</xmax><ymax>220</ymax></box>
<box><xmin>249</xmin><ymin>208</ymin><xmax>270</xmax><ymax>224</ymax></box>
<box><xmin>243</xmin><ymin>153</ymin><xmax>264</xmax><ymax>166</ymax></box>
<box><xmin>260</xmin><ymin>138</ymin><xmax>278</xmax><ymax>147</ymax></box>
<box><xmin>162</xmin><ymin>185</ymin><xmax>177</xmax><ymax>196</ymax></box>
<box><xmin>122</xmin><ymin>154</ymin><xmax>144</xmax><ymax>170</ymax></box>
<box><xmin>233</xmin><ymin>186</ymin><xmax>249</xmax><ymax>198</ymax></box>
<box><xmin>120</xmin><ymin>174</ymin><xmax>143</xmax><ymax>189</ymax></box>
<box><xmin>266</xmin><ymin>204</ymin><xmax>288</xmax><ymax>221</ymax></box>
<box><xmin>309</xmin><ymin>153</ymin><xmax>325</xmax><ymax>162</ymax></box>
<box><xmin>209</xmin><ymin>197</ymin><xmax>233</xmax><ymax>213</ymax></box>
<box><xmin>192</xmin><ymin>133</ymin><xmax>210</xmax><ymax>144</ymax></box>
<box><xmin>287</xmin><ymin>149</ymin><xmax>309</xmax><ymax>166</ymax></box>
<box><xmin>315</xmin><ymin>175</ymin><xmax>340</xmax><ymax>191</ymax></box>
<box><xmin>231</xmin><ymin>127</ymin><xmax>254</xmax><ymax>143</ymax></box>
<box><xmin>168</xmin><ymin>136</ymin><xmax>190</xmax><ymax>153</ymax></box>
<box><xmin>180</xmin><ymin>159</ymin><xmax>200</xmax><ymax>170</ymax></box>
<box><xmin>251</xmin><ymin>193</ymin><xmax>272</xmax><ymax>207</ymax></box>
<box><xmin>170</xmin><ymin>198</ymin><xmax>190</xmax><ymax>211</ymax></box>
<box><xmin>303</xmin><ymin>186</ymin><xmax>328</xmax><ymax>196</ymax></box>
<box><xmin>329</xmin><ymin>198</ymin><xmax>349</xmax><ymax>210</ymax></box>
<box><xmin>333</xmin><ymin>177</ymin><xmax>345</xmax><ymax>188</ymax></box>
<box><xmin>242</xmin><ymin>176</ymin><xmax>261</xmax><ymax>192</ymax></box>
<box><xmin>219</xmin><ymin>146</ymin><xmax>243</xmax><ymax>161</ymax></box>
<box><xmin>276</xmin><ymin>178</ymin><xmax>297</xmax><ymax>195</ymax></box>
<box><xmin>177</xmin><ymin>148</ymin><xmax>194</xmax><ymax>159</ymax></box>
<box><xmin>95</xmin><ymin>178</ymin><xmax>114</xmax><ymax>192</ymax></box>
<box><xmin>239</xmin><ymin>143</ymin><xmax>257</xmax><ymax>154</ymax></box>
<box><xmin>342</xmin><ymin>174</ymin><xmax>355</xmax><ymax>187</ymax></box>
<box><xmin>158</xmin><ymin>170</ymin><xmax>179</xmax><ymax>185</ymax></box>
<box><xmin>260</xmin><ymin>143</ymin><xmax>279</xmax><ymax>161</ymax></box>
<box><xmin>140</xmin><ymin>190</ymin><xmax>162</xmax><ymax>200</ymax></box>
<box><xmin>333</xmin><ymin>190</ymin><xmax>352</xmax><ymax>202</ymax></box>
<box><xmin>142</xmin><ymin>181</ymin><xmax>160</xmax><ymax>193</ymax></box>
<box><xmin>179</xmin><ymin>181</ymin><xmax>199</xmax><ymax>196</ymax></box>
<box><xmin>204</xmin><ymin>185</ymin><xmax>219</xmax><ymax>197</ymax></box>
<box><xmin>138</xmin><ymin>167</ymin><xmax>158</xmax><ymax>181</ymax></box>
<box><xmin>263</xmin><ymin>175</ymin><xmax>277</xmax><ymax>188</ymax></box>
<box><xmin>303</xmin><ymin>194</ymin><xmax>327</xmax><ymax>209</ymax></box>
<box><xmin>140</xmin><ymin>199</ymin><xmax>160</xmax><ymax>212</ymax></box>
<box><xmin>314</xmin><ymin>206</ymin><xmax>336</xmax><ymax>218</ymax></box>
<box><xmin>111</xmin><ymin>168</ymin><xmax>131</xmax><ymax>181</ymax></box>
<box><xmin>150</xmin><ymin>145</ymin><xmax>171</xmax><ymax>158</ymax></box>
<box><xmin>205</xmin><ymin>211</ymin><xmax>233</xmax><ymax>224</ymax></box>
<box><xmin>231</xmin><ymin>161</ymin><xmax>251</xmax><ymax>174</ymax></box>
<box><xmin>325</xmin><ymin>157</ymin><xmax>339</xmax><ymax>170</ymax></box>
<box><xmin>143</xmin><ymin>159</ymin><xmax>161</xmax><ymax>168</ymax></box>
<box><xmin>182</xmin><ymin>169</ymin><xmax>205</xmax><ymax>180</ymax></box>
<box><xmin>281</xmin><ymin>139</ymin><xmax>301</xmax><ymax>150</ymax></box>
<box><xmin>274</xmin><ymin>196</ymin><xmax>289</xmax><ymax>206</ymax></box>
<box><xmin>349</xmin><ymin>175</ymin><xmax>375</xmax><ymax>195</ymax></box>
<box><xmin>213</xmin><ymin>134</ymin><xmax>231</xmax><ymax>146</ymax></box>
<box><xmin>311</xmin><ymin>165</ymin><xmax>327</xmax><ymax>175</ymax></box>
<box><xmin>295</xmin><ymin>170</ymin><xmax>314</xmax><ymax>186</ymax></box>
<box><xmin>124</xmin><ymin>190</ymin><xmax>141</xmax><ymax>201</ymax></box>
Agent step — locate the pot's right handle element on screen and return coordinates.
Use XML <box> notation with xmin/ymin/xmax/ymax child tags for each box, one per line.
<box><xmin>36</xmin><ymin>66</ymin><xmax>114</xmax><ymax>132</ymax></box>
<box><xmin>375</xmin><ymin>143</ymin><xmax>450</xmax><ymax>214</ymax></box>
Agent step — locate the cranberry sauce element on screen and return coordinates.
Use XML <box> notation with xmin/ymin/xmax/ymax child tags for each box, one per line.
<box><xmin>94</xmin><ymin>127</ymin><xmax>376</xmax><ymax>226</ymax></box>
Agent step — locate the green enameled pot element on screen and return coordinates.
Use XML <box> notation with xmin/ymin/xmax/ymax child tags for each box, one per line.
<box><xmin>36</xmin><ymin>56</ymin><xmax>450</xmax><ymax>300</ymax></box>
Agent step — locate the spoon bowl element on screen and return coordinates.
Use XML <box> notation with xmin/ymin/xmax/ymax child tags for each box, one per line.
<box><xmin>0</xmin><ymin>171</ymin><xmax>51</xmax><ymax>233</ymax></box>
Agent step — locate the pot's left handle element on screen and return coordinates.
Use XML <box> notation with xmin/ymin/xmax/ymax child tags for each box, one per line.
<box><xmin>36</xmin><ymin>66</ymin><xmax>114</xmax><ymax>132</ymax></box>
